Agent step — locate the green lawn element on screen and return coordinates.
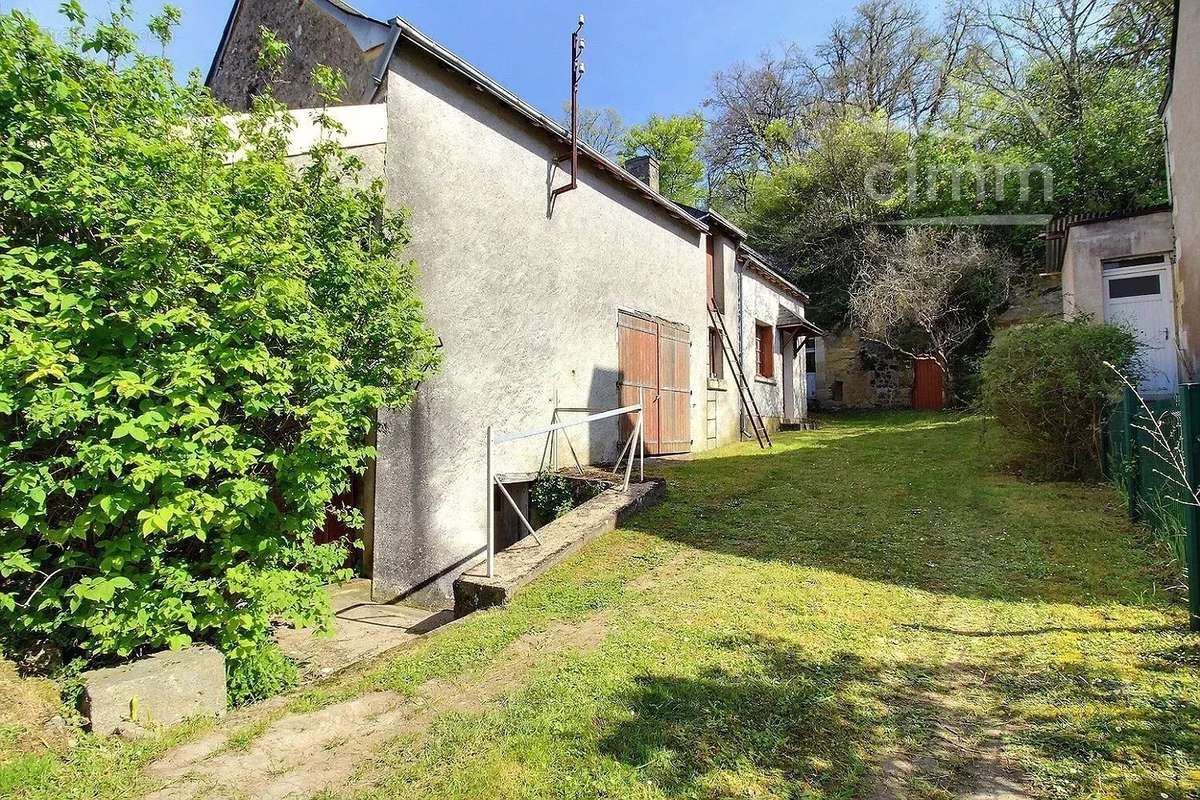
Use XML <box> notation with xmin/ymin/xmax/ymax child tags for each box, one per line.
<box><xmin>5</xmin><ymin>413</ymin><xmax>1199</xmax><ymax>799</ymax></box>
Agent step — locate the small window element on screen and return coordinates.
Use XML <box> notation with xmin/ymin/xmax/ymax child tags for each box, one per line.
<box><xmin>832</xmin><ymin>380</ymin><xmax>844</xmax><ymax>402</ymax></box>
<box><xmin>805</xmin><ymin>341</ymin><xmax>817</xmax><ymax>373</ymax></box>
<box><xmin>708</xmin><ymin>328</ymin><xmax>724</xmax><ymax>379</ymax></box>
<box><xmin>1102</xmin><ymin>253</ymin><xmax>1168</xmax><ymax>271</ymax></box>
<box><xmin>1108</xmin><ymin>274</ymin><xmax>1161</xmax><ymax>299</ymax></box>
<box><xmin>755</xmin><ymin>323</ymin><xmax>774</xmax><ymax>378</ymax></box>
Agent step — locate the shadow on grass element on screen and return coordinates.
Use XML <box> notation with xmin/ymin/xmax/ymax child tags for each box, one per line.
<box><xmin>625</xmin><ymin>411</ymin><xmax>1174</xmax><ymax>608</ymax></box>
<box><xmin>901</xmin><ymin>623</ymin><xmax>1180</xmax><ymax>637</ymax></box>
<box><xmin>595</xmin><ymin>633</ymin><xmax>1199</xmax><ymax>799</ymax></box>
<box><xmin>598</xmin><ymin>636</ymin><xmax>875</xmax><ymax>798</ymax></box>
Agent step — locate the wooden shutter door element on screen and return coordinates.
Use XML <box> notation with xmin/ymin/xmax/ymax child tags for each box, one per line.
<box><xmin>617</xmin><ymin>311</ymin><xmax>660</xmax><ymax>453</ymax></box>
<box><xmin>912</xmin><ymin>358</ymin><xmax>944</xmax><ymax>411</ymax></box>
<box><xmin>656</xmin><ymin>320</ymin><xmax>691</xmax><ymax>454</ymax></box>
<box><xmin>617</xmin><ymin>312</ymin><xmax>691</xmax><ymax>456</ymax></box>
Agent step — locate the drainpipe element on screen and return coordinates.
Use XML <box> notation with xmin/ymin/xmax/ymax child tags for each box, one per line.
<box><xmin>738</xmin><ymin>258</ymin><xmax>745</xmax><ymax>439</ymax></box>
<box><xmin>361</xmin><ymin>18</ymin><xmax>403</xmax><ymax>104</ymax></box>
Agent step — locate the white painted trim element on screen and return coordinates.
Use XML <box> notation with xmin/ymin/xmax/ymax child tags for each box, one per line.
<box><xmin>222</xmin><ymin>104</ymin><xmax>387</xmax><ymax>162</ymax></box>
<box><xmin>283</xmin><ymin>105</ymin><xmax>387</xmax><ymax>156</ymax></box>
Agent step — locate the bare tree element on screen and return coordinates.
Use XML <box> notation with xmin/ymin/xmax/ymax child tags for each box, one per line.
<box><xmin>561</xmin><ymin>104</ymin><xmax>625</xmax><ymax>157</ymax></box>
<box><xmin>703</xmin><ymin>0</ymin><xmax>973</xmax><ymax>211</ymax></box>
<box><xmin>812</xmin><ymin>0</ymin><xmax>972</xmax><ymax>129</ymax></box>
<box><xmin>703</xmin><ymin>45</ymin><xmax>820</xmax><ymax>211</ymax></box>
<box><xmin>963</xmin><ymin>0</ymin><xmax>1172</xmax><ymax>140</ymax></box>
<box><xmin>849</xmin><ymin>227</ymin><xmax>1015</xmax><ymax>398</ymax></box>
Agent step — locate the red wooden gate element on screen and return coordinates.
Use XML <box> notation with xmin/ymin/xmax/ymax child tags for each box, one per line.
<box><xmin>617</xmin><ymin>311</ymin><xmax>690</xmax><ymax>455</ymax></box>
<box><xmin>912</xmin><ymin>358</ymin><xmax>945</xmax><ymax>411</ymax></box>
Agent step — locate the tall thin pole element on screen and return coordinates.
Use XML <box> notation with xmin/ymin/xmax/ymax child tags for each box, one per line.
<box><xmin>1179</xmin><ymin>383</ymin><xmax>1200</xmax><ymax>631</ymax></box>
<box><xmin>486</xmin><ymin>424</ymin><xmax>494</xmax><ymax>578</ymax></box>
<box><xmin>551</xmin><ymin>17</ymin><xmax>585</xmax><ymax>201</ymax></box>
<box><xmin>639</xmin><ymin>387</ymin><xmax>645</xmax><ymax>482</ymax></box>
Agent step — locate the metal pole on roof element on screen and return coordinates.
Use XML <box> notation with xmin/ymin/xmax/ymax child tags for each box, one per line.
<box><xmin>551</xmin><ymin>16</ymin><xmax>585</xmax><ymax>201</ymax></box>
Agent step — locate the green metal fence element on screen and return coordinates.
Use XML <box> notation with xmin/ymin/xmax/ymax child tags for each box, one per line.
<box><xmin>1104</xmin><ymin>384</ymin><xmax>1200</xmax><ymax>631</ymax></box>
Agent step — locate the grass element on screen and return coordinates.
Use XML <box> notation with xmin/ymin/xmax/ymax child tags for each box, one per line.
<box><xmin>3</xmin><ymin>412</ymin><xmax>1198</xmax><ymax>799</ymax></box>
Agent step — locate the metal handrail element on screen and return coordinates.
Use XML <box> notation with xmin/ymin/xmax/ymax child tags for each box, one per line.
<box><xmin>485</xmin><ymin>399</ymin><xmax>645</xmax><ymax>577</ymax></box>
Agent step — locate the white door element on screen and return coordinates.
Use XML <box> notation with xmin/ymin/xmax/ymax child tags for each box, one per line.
<box><xmin>781</xmin><ymin>333</ymin><xmax>795</xmax><ymax>419</ymax></box>
<box><xmin>1103</xmin><ymin>262</ymin><xmax>1178</xmax><ymax>396</ymax></box>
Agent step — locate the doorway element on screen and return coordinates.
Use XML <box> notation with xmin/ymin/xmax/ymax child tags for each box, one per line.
<box><xmin>1102</xmin><ymin>256</ymin><xmax>1177</xmax><ymax>396</ymax></box>
<box><xmin>616</xmin><ymin>310</ymin><xmax>691</xmax><ymax>455</ymax></box>
<box><xmin>912</xmin><ymin>358</ymin><xmax>945</xmax><ymax>411</ymax></box>
<box><xmin>781</xmin><ymin>333</ymin><xmax>796</xmax><ymax>419</ymax></box>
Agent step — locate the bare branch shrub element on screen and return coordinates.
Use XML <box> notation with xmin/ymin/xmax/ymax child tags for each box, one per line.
<box><xmin>849</xmin><ymin>227</ymin><xmax>1015</xmax><ymax>397</ymax></box>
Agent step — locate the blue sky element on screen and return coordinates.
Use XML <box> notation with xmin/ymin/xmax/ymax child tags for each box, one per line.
<box><xmin>13</xmin><ymin>0</ymin><xmax>940</xmax><ymax>124</ymax></box>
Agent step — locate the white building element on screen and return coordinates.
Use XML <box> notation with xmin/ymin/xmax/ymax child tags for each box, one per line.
<box><xmin>208</xmin><ymin>0</ymin><xmax>820</xmax><ymax>606</ymax></box>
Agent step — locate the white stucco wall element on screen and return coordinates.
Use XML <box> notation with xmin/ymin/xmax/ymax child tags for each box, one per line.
<box><xmin>705</xmin><ymin>233</ymin><xmax>744</xmax><ymax>444</ymax></box>
<box><xmin>216</xmin><ymin>5</ymin><xmax>811</xmax><ymax>606</ymax></box>
<box><xmin>1061</xmin><ymin>212</ymin><xmax>1175</xmax><ymax>320</ymax></box>
<box><xmin>1166</xmin><ymin>0</ymin><xmax>1200</xmax><ymax>375</ymax></box>
<box><xmin>371</xmin><ymin>46</ymin><xmax>722</xmax><ymax>604</ymax></box>
<box><xmin>738</xmin><ymin>264</ymin><xmax>808</xmax><ymax>423</ymax></box>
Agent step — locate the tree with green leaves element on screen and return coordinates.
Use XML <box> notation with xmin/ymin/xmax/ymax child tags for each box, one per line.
<box><xmin>619</xmin><ymin>112</ymin><xmax>706</xmax><ymax>205</ymax></box>
<box><xmin>703</xmin><ymin>0</ymin><xmax>1172</xmax><ymax>337</ymax></box>
<box><xmin>0</xmin><ymin>4</ymin><xmax>438</xmax><ymax>700</ymax></box>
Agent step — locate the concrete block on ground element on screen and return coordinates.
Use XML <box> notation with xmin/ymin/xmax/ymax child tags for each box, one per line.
<box><xmin>82</xmin><ymin>645</ymin><xmax>226</xmax><ymax>735</ymax></box>
<box><xmin>454</xmin><ymin>477</ymin><xmax>666</xmax><ymax>616</ymax></box>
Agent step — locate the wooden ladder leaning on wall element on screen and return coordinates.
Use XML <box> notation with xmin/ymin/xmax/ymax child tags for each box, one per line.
<box><xmin>707</xmin><ymin>305</ymin><xmax>772</xmax><ymax>449</ymax></box>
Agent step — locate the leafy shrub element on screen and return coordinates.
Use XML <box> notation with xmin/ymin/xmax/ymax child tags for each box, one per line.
<box><xmin>226</xmin><ymin>643</ymin><xmax>299</xmax><ymax>707</ymax></box>
<box><xmin>979</xmin><ymin>317</ymin><xmax>1138</xmax><ymax>478</ymax></box>
<box><xmin>0</xmin><ymin>7</ymin><xmax>438</xmax><ymax>676</ymax></box>
<box><xmin>529</xmin><ymin>473</ymin><xmax>605</xmax><ymax>522</ymax></box>
<box><xmin>530</xmin><ymin>474</ymin><xmax>576</xmax><ymax>521</ymax></box>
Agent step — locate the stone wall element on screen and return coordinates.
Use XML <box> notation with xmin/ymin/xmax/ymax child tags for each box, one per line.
<box><xmin>813</xmin><ymin>332</ymin><xmax>912</xmax><ymax>411</ymax></box>
<box><xmin>208</xmin><ymin>0</ymin><xmax>384</xmax><ymax>111</ymax></box>
<box><xmin>995</xmin><ymin>272</ymin><xmax>1063</xmax><ymax>330</ymax></box>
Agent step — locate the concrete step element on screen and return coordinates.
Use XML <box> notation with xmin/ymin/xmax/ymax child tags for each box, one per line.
<box><xmin>453</xmin><ymin>477</ymin><xmax>666</xmax><ymax>616</ymax></box>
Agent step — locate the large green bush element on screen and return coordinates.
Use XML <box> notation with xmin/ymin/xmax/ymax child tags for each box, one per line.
<box><xmin>979</xmin><ymin>318</ymin><xmax>1139</xmax><ymax>479</ymax></box>
<box><xmin>0</xmin><ymin>5</ymin><xmax>439</xmax><ymax>683</ymax></box>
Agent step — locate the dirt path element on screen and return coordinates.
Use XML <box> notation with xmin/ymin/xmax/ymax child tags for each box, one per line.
<box><xmin>143</xmin><ymin>617</ymin><xmax>608</xmax><ymax>800</ymax></box>
<box><xmin>867</xmin><ymin>659</ymin><xmax>1035</xmax><ymax>800</ymax></box>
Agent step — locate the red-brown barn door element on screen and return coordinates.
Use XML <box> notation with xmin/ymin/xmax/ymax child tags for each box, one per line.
<box><xmin>912</xmin><ymin>358</ymin><xmax>945</xmax><ymax>411</ymax></box>
<box><xmin>656</xmin><ymin>320</ymin><xmax>691</xmax><ymax>454</ymax></box>
<box><xmin>617</xmin><ymin>312</ymin><xmax>661</xmax><ymax>452</ymax></box>
<box><xmin>617</xmin><ymin>311</ymin><xmax>691</xmax><ymax>456</ymax></box>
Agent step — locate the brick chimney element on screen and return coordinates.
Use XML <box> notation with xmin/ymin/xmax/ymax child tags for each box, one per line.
<box><xmin>624</xmin><ymin>155</ymin><xmax>661</xmax><ymax>194</ymax></box>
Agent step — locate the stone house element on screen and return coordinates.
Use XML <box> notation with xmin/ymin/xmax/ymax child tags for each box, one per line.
<box><xmin>807</xmin><ymin>333</ymin><xmax>915</xmax><ymax>412</ymax></box>
<box><xmin>207</xmin><ymin>0</ymin><xmax>819</xmax><ymax>606</ymax></box>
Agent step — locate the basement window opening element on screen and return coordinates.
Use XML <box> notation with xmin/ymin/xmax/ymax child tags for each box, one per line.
<box><xmin>493</xmin><ymin>473</ymin><xmax>611</xmax><ymax>553</ymax></box>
